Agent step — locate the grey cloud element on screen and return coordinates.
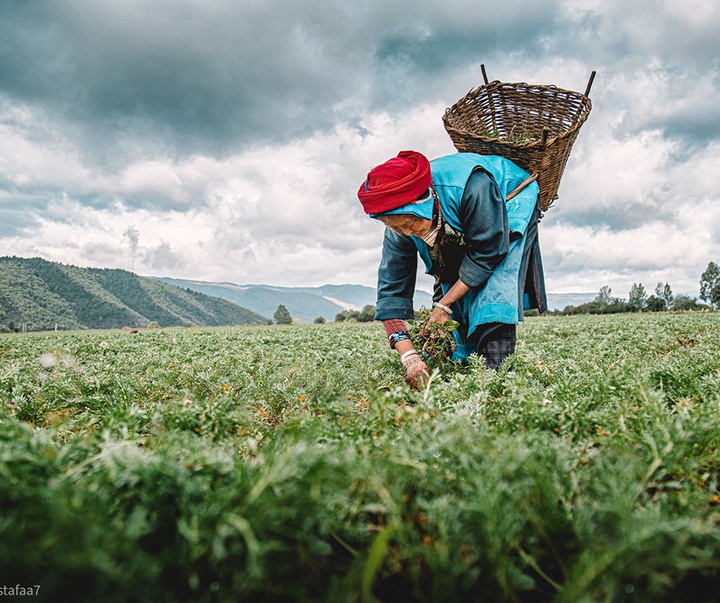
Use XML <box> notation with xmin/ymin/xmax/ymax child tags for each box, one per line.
<box><xmin>553</xmin><ymin>3</ymin><xmax>720</xmax><ymax>147</ymax></box>
<box><xmin>78</xmin><ymin>241</ymin><xmax>128</xmax><ymax>268</ymax></box>
<box><xmin>0</xmin><ymin>0</ymin><xmax>574</xmax><ymax>167</ymax></box>
<box><xmin>554</xmin><ymin>195</ymin><xmax>679</xmax><ymax>232</ymax></box>
<box><xmin>369</xmin><ymin>3</ymin><xmax>567</xmax><ymax>109</ymax></box>
<box><xmin>143</xmin><ymin>242</ymin><xmax>184</xmax><ymax>271</ymax></box>
<box><xmin>554</xmin><ymin>207</ymin><xmax>651</xmax><ymax>232</ymax></box>
<box><xmin>635</xmin><ymin>102</ymin><xmax>720</xmax><ymax>148</ymax></box>
<box><xmin>553</xmin><ymin>1</ymin><xmax>720</xmax><ymax>67</ymax></box>
<box><xmin>0</xmin><ymin>1</ymin><xmax>370</xmax><ymax>163</ymax></box>
<box><xmin>123</xmin><ymin>226</ymin><xmax>140</xmax><ymax>266</ymax></box>
<box><xmin>609</xmin><ymin>66</ymin><xmax>720</xmax><ymax>146</ymax></box>
<box><xmin>0</xmin><ymin>195</ymin><xmax>46</xmax><ymax>237</ymax></box>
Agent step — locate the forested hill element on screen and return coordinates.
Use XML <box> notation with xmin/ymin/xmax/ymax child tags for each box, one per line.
<box><xmin>0</xmin><ymin>257</ymin><xmax>268</xmax><ymax>331</ymax></box>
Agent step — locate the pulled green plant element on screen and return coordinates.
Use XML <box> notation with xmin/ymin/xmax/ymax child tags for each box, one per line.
<box><xmin>409</xmin><ymin>307</ymin><xmax>460</xmax><ymax>370</ymax></box>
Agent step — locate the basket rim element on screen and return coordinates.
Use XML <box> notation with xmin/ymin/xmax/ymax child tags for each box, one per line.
<box><xmin>442</xmin><ymin>79</ymin><xmax>593</xmax><ymax>148</ymax></box>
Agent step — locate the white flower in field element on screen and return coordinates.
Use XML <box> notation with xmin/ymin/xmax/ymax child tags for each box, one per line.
<box><xmin>61</xmin><ymin>354</ymin><xmax>77</xmax><ymax>368</ymax></box>
<box><xmin>38</xmin><ymin>353</ymin><xmax>55</xmax><ymax>368</ymax></box>
<box><xmin>99</xmin><ymin>341</ymin><xmax>109</xmax><ymax>350</ymax></box>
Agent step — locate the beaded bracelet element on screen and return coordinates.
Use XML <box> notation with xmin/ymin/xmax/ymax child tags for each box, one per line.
<box><xmin>388</xmin><ymin>330</ymin><xmax>410</xmax><ymax>349</ymax></box>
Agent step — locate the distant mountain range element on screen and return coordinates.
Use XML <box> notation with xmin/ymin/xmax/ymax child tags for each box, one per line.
<box><xmin>154</xmin><ymin>277</ymin><xmax>596</xmax><ymax>318</ymax></box>
<box><xmin>154</xmin><ymin>278</ymin><xmax>435</xmax><ymax>324</ymax></box>
<box><xmin>0</xmin><ymin>257</ymin><xmax>267</xmax><ymax>331</ymax></box>
<box><xmin>545</xmin><ymin>292</ymin><xmax>597</xmax><ymax>311</ymax></box>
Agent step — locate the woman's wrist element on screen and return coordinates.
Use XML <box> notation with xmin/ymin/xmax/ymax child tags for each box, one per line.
<box><xmin>432</xmin><ymin>301</ymin><xmax>453</xmax><ymax>316</ymax></box>
<box><xmin>400</xmin><ymin>349</ymin><xmax>419</xmax><ymax>362</ymax></box>
<box><xmin>400</xmin><ymin>349</ymin><xmax>424</xmax><ymax>370</ymax></box>
<box><xmin>393</xmin><ymin>338</ymin><xmax>415</xmax><ymax>356</ymax></box>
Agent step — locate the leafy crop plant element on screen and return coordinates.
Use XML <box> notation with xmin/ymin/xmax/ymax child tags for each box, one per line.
<box><xmin>1</xmin><ymin>314</ymin><xmax>720</xmax><ymax>602</ymax></box>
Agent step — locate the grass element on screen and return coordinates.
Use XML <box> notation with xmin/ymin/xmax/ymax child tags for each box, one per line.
<box><xmin>1</xmin><ymin>314</ymin><xmax>720</xmax><ymax>602</ymax></box>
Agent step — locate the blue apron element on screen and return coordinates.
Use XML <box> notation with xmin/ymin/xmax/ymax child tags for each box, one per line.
<box><xmin>413</xmin><ymin>154</ymin><xmax>539</xmax><ymax>361</ymax></box>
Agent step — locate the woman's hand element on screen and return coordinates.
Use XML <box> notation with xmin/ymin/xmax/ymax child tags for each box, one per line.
<box><xmin>405</xmin><ymin>356</ymin><xmax>430</xmax><ymax>391</ymax></box>
<box><xmin>422</xmin><ymin>280</ymin><xmax>470</xmax><ymax>336</ymax></box>
<box><xmin>402</xmin><ymin>353</ymin><xmax>430</xmax><ymax>390</ymax></box>
<box><xmin>421</xmin><ymin>305</ymin><xmax>451</xmax><ymax>336</ymax></box>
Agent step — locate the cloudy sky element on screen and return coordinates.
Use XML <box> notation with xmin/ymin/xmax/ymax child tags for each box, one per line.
<box><xmin>1</xmin><ymin>0</ymin><xmax>719</xmax><ymax>299</ymax></box>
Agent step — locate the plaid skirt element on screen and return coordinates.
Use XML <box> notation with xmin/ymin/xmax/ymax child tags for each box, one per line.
<box><xmin>473</xmin><ymin>322</ymin><xmax>517</xmax><ymax>369</ymax></box>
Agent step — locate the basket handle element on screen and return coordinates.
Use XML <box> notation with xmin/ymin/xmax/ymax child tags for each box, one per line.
<box><xmin>584</xmin><ymin>71</ymin><xmax>597</xmax><ymax>97</ymax></box>
<box><xmin>506</xmin><ymin>173</ymin><xmax>538</xmax><ymax>201</ymax></box>
<box><xmin>482</xmin><ymin>64</ymin><xmax>596</xmax><ymax>97</ymax></box>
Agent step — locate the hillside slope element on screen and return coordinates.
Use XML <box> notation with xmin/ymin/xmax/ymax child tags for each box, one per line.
<box><xmin>0</xmin><ymin>257</ymin><xmax>268</xmax><ymax>331</ymax></box>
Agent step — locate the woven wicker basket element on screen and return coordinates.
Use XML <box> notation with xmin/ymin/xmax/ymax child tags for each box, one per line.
<box><xmin>442</xmin><ymin>66</ymin><xmax>595</xmax><ymax>211</ymax></box>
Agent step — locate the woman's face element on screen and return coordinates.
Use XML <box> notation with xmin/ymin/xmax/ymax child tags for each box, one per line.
<box><xmin>377</xmin><ymin>214</ymin><xmax>433</xmax><ymax>237</ymax></box>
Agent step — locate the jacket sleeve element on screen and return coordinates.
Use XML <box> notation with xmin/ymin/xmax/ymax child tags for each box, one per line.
<box><xmin>457</xmin><ymin>169</ymin><xmax>510</xmax><ymax>290</ymax></box>
<box><xmin>375</xmin><ymin>227</ymin><xmax>418</xmax><ymax>320</ymax></box>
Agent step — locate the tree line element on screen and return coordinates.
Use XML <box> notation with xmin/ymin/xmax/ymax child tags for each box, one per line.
<box><xmin>548</xmin><ymin>261</ymin><xmax>720</xmax><ymax>316</ymax></box>
<box><xmin>270</xmin><ymin>304</ymin><xmax>378</xmax><ymax>325</ymax></box>
<box><xmin>546</xmin><ymin>283</ymin><xmax>699</xmax><ymax>316</ymax></box>
<box><xmin>266</xmin><ymin>261</ymin><xmax>720</xmax><ymax>326</ymax></box>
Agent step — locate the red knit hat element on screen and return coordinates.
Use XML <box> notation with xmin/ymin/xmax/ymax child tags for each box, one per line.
<box><xmin>357</xmin><ymin>151</ymin><xmax>432</xmax><ymax>215</ymax></box>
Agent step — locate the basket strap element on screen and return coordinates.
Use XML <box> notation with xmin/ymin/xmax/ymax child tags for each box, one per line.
<box><xmin>506</xmin><ymin>173</ymin><xmax>538</xmax><ymax>201</ymax></box>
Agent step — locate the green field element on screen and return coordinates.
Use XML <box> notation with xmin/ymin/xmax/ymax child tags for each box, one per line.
<box><xmin>2</xmin><ymin>314</ymin><xmax>720</xmax><ymax>602</ymax></box>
